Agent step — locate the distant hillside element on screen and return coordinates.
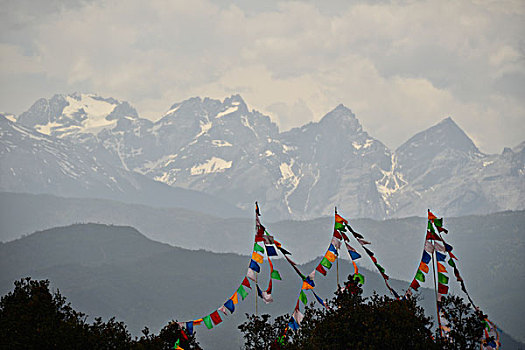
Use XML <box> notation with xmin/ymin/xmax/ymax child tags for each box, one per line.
<box><xmin>0</xmin><ymin>224</ymin><xmax>523</xmax><ymax>348</ymax></box>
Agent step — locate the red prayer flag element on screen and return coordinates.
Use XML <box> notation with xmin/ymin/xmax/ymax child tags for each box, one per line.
<box><xmin>210</xmin><ymin>310</ymin><xmax>222</xmax><ymax>325</ymax></box>
<box><xmin>410</xmin><ymin>279</ymin><xmax>420</xmax><ymax>290</ymax></box>
<box><xmin>316</xmin><ymin>264</ymin><xmax>327</xmax><ymax>276</ymax></box>
<box><xmin>428</xmin><ymin>210</ymin><xmax>437</xmax><ymax>220</ymax></box>
<box><xmin>438</xmin><ymin>283</ymin><xmax>449</xmax><ymax>294</ymax></box>
<box><xmin>333</xmin><ymin>230</ymin><xmax>342</xmax><ymax>240</ymax></box>
<box><xmin>335</xmin><ymin>213</ymin><xmax>348</xmax><ymax>224</ymax></box>
<box><xmin>340</xmin><ymin>231</ymin><xmax>350</xmax><ymax>242</ymax></box>
<box><xmin>242</xmin><ymin>277</ymin><xmax>252</xmax><ymax>289</ymax></box>
<box><xmin>426</xmin><ymin>231</ymin><xmax>442</xmax><ymax>241</ymax></box>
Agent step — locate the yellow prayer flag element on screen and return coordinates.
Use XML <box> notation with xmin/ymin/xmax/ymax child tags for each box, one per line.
<box><xmin>302</xmin><ymin>281</ymin><xmax>314</xmax><ymax>290</ymax></box>
<box><xmin>419</xmin><ymin>262</ymin><xmax>429</xmax><ymax>274</ymax></box>
<box><xmin>325</xmin><ymin>251</ymin><xmax>337</xmax><ymax>263</ymax></box>
<box><xmin>437</xmin><ymin>262</ymin><xmax>447</xmax><ymax>273</ymax></box>
<box><xmin>231</xmin><ymin>292</ymin><xmax>239</xmax><ymax>305</ymax></box>
<box><xmin>252</xmin><ymin>252</ymin><xmax>264</xmax><ymax>264</ymax></box>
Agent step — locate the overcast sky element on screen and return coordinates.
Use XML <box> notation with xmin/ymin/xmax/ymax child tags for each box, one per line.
<box><xmin>1</xmin><ymin>0</ymin><xmax>524</xmax><ymax>153</ymax></box>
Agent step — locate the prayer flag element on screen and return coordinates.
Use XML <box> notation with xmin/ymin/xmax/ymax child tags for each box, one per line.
<box><xmin>352</xmin><ymin>260</ymin><xmax>358</xmax><ymax>274</ymax></box>
<box><xmin>193</xmin><ymin>319</ymin><xmax>203</xmax><ymax>326</ymax></box>
<box><xmin>263</xmin><ymin>235</ymin><xmax>275</xmax><ymax>245</ymax></box>
<box><xmin>305</xmin><ymin>276</ymin><xmax>315</xmax><ymax>288</ymax></box>
<box><xmin>252</xmin><ymin>252</ymin><xmax>263</xmax><ymax>264</ymax></box>
<box><xmin>375</xmin><ymin>263</ymin><xmax>385</xmax><ymax>274</ymax></box>
<box><xmin>210</xmin><ymin>311</ymin><xmax>222</xmax><ymax>325</ymax></box>
<box><xmin>293</xmin><ymin>309</ymin><xmax>304</xmax><ymax>324</ymax></box>
<box><xmin>333</xmin><ymin>230</ymin><xmax>342</xmax><ymax>240</ymax></box>
<box><xmin>437</xmin><ymin>262</ymin><xmax>447</xmax><ymax>273</ymax></box>
<box><xmin>218</xmin><ymin>305</ymin><xmax>228</xmax><ymax>315</ymax></box>
<box><xmin>253</xmin><ymin>243</ymin><xmax>265</xmax><ymax>252</ymax></box>
<box><xmin>203</xmin><ymin>315</ymin><xmax>213</xmax><ymax>329</ymax></box>
<box><xmin>334</xmin><ymin>222</ymin><xmax>346</xmax><ymax>231</ymax></box>
<box><xmin>262</xmin><ymin>291</ymin><xmax>273</xmax><ymax>304</ymax></box>
<box><xmin>256</xmin><ymin>285</ymin><xmax>263</xmax><ymax>299</ymax></box>
<box><xmin>320</xmin><ymin>257</ymin><xmax>332</xmax><ymax>269</ymax></box>
<box><xmin>224</xmin><ymin>299</ymin><xmax>235</xmax><ymax>313</ymax></box>
<box><xmin>349</xmin><ymin>250</ymin><xmax>361</xmax><ymax>260</ymax></box>
<box><xmin>419</xmin><ymin>262</ymin><xmax>429</xmax><ymax>273</ymax></box>
<box><xmin>444</xmin><ymin>242</ymin><xmax>453</xmax><ymax>252</ymax></box>
<box><xmin>438</xmin><ymin>272</ymin><xmax>449</xmax><ymax>284</ymax></box>
<box><xmin>433</xmin><ymin>217</ymin><xmax>443</xmax><ymax>227</ymax></box>
<box><xmin>331</xmin><ymin>237</ymin><xmax>341</xmax><ymax>249</ymax></box>
<box><xmin>357</xmin><ymin>238</ymin><xmax>371</xmax><ymax>245</ymax></box>
<box><xmin>279</xmin><ymin>247</ymin><xmax>291</xmax><ymax>255</ymax></box>
<box><xmin>335</xmin><ymin>213</ymin><xmax>348</xmax><ymax>224</ymax></box>
<box><xmin>428</xmin><ymin>210</ymin><xmax>437</xmax><ymax>220</ymax></box>
<box><xmin>299</xmin><ymin>290</ymin><xmax>308</xmax><ymax>305</ymax></box>
<box><xmin>325</xmin><ymin>251</ymin><xmax>337</xmax><ymax>263</ymax></box>
<box><xmin>271</xmin><ymin>270</ymin><xmax>282</xmax><ymax>280</ymax></box>
<box><xmin>428</xmin><ymin>221</ymin><xmax>436</xmax><ymax>233</ymax></box>
<box><xmin>302</xmin><ymin>281</ymin><xmax>314</xmax><ymax>290</ymax></box>
<box><xmin>410</xmin><ymin>279</ymin><xmax>420</xmax><ymax>290</ymax></box>
<box><xmin>353</xmin><ymin>273</ymin><xmax>365</xmax><ymax>285</ymax></box>
<box><xmin>364</xmin><ymin>247</ymin><xmax>374</xmax><ymax>257</ymax></box>
<box><xmin>231</xmin><ymin>292</ymin><xmax>239</xmax><ymax>305</ymax></box>
<box><xmin>436</xmin><ymin>251</ymin><xmax>446</xmax><ymax>261</ymax></box>
<box><xmin>186</xmin><ymin>322</ymin><xmax>193</xmax><ymax>336</ymax></box>
<box><xmin>265</xmin><ymin>245</ymin><xmax>278</xmax><ymax>256</ymax></box>
<box><xmin>328</xmin><ymin>243</ymin><xmax>338</xmax><ymax>254</ymax></box>
<box><xmin>313</xmin><ymin>290</ymin><xmax>327</xmax><ymax>308</ymax></box>
<box><xmin>288</xmin><ymin>317</ymin><xmax>299</xmax><ymax>331</ymax></box>
<box><xmin>422</xmin><ymin>251</ymin><xmax>431</xmax><ymax>264</ymax></box>
<box><xmin>415</xmin><ymin>270</ymin><xmax>426</xmax><ymax>282</ymax></box>
<box><xmin>316</xmin><ymin>264</ymin><xmax>327</xmax><ymax>275</ymax></box>
<box><xmin>448</xmin><ymin>258</ymin><xmax>456</xmax><ymax>268</ymax></box>
<box><xmin>434</xmin><ymin>242</ymin><xmax>446</xmax><ymax>252</ymax></box>
<box><xmin>247</xmin><ymin>268</ymin><xmax>257</xmax><ymax>281</ymax></box>
<box><xmin>237</xmin><ymin>285</ymin><xmax>248</xmax><ymax>300</ymax></box>
<box><xmin>424</xmin><ymin>241</ymin><xmax>435</xmax><ymax>254</ymax></box>
<box><xmin>242</xmin><ymin>277</ymin><xmax>252</xmax><ymax>289</ymax></box>
<box><xmin>438</xmin><ymin>283</ymin><xmax>449</xmax><ymax>294</ymax></box>
<box><xmin>249</xmin><ymin>260</ymin><xmax>261</xmax><ymax>273</ymax></box>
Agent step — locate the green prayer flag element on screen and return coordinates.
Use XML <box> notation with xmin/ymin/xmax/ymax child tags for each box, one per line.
<box><xmin>438</xmin><ymin>272</ymin><xmax>449</xmax><ymax>284</ymax></box>
<box><xmin>254</xmin><ymin>243</ymin><xmax>265</xmax><ymax>253</ymax></box>
<box><xmin>375</xmin><ymin>263</ymin><xmax>385</xmax><ymax>274</ymax></box>
<box><xmin>353</xmin><ymin>273</ymin><xmax>365</xmax><ymax>285</ymax></box>
<box><xmin>415</xmin><ymin>269</ymin><xmax>426</xmax><ymax>282</ymax></box>
<box><xmin>427</xmin><ymin>221</ymin><xmax>435</xmax><ymax>233</ymax></box>
<box><xmin>271</xmin><ymin>270</ymin><xmax>282</xmax><ymax>280</ymax></box>
<box><xmin>299</xmin><ymin>290</ymin><xmax>308</xmax><ymax>305</ymax></box>
<box><xmin>203</xmin><ymin>315</ymin><xmax>213</xmax><ymax>329</ymax></box>
<box><xmin>320</xmin><ymin>257</ymin><xmax>332</xmax><ymax>269</ymax></box>
<box><xmin>434</xmin><ymin>218</ymin><xmax>443</xmax><ymax>228</ymax></box>
<box><xmin>334</xmin><ymin>222</ymin><xmax>346</xmax><ymax>231</ymax></box>
<box><xmin>237</xmin><ymin>285</ymin><xmax>248</xmax><ymax>300</ymax></box>
<box><xmin>173</xmin><ymin>339</ymin><xmax>180</xmax><ymax>349</ymax></box>
<box><xmin>448</xmin><ymin>259</ymin><xmax>456</xmax><ymax>268</ymax></box>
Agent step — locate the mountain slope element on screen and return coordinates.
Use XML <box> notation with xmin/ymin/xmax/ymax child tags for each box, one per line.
<box><xmin>0</xmin><ymin>116</ymin><xmax>244</xmax><ymax>217</ymax></box>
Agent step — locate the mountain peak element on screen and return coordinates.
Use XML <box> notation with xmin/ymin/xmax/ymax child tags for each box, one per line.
<box><xmin>318</xmin><ymin>103</ymin><xmax>362</xmax><ymax>133</ymax></box>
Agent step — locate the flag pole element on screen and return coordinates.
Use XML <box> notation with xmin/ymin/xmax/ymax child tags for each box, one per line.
<box><xmin>255</xmin><ymin>202</ymin><xmax>259</xmax><ymax>317</ymax></box>
<box><xmin>335</xmin><ymin>207</ymin><xmax>340</xmax><ymax>288</ymax></box>
<box><xmin>428</xmin><ymin>210</ymin><xmax>443</xmax><ymax>340</ymax></box>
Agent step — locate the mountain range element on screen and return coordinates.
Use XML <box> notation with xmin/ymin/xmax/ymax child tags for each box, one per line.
<box><xmin>1</xmin><ymin>92</ymin><xmax>523</xmax><ymax>220</ymax></box>
<box><xmin>1</xmin><ymin>223</ymin><xmax>523</xmax><ymax>349</ymax></box>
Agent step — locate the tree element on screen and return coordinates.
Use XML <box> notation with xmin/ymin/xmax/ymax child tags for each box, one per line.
<box><xmin>436</xmin><ymin>295</ymin><xmax>485</xmax><ymax>350</ymax></box>
<box><xmin>0</xmin><ymin>278</ymin><xmax>200</xmax><ymax>350</ymax></box>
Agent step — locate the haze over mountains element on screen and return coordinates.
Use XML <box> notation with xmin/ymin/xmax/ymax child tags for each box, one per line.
<box><xmin>1</xmin><ymin>93</ymin><xmax>524</xmax><ymax>221</ymax></box>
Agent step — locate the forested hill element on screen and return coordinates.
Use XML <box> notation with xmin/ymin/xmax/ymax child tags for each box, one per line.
<box><xmin>1</xmin><ymin>223</ymin><xmax>523</xmax><ymax>349</ymax></box>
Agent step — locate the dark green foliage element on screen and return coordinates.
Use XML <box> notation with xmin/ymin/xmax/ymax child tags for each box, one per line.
<box><xmin>237</xmin><ymin>314</ymin><xmax>290</xmax><ymax>350</ymax></box>
<box><xmin>437</xmin><ymin>295</ymin><xmax>485</xmax><ymax>350</ymax></box>
<box><xmin>239</xmin><ymin>276</ymin><xmax>486</xmax><ymax>350</ymax></box>
<box><xmin>0</xmin><ymin>278</ymin><xmax>200</xmax><ymax>350</ymax></box>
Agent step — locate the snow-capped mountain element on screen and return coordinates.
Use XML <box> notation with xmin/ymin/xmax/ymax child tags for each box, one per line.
<box><xmin>0</xmin><ymin>113</ymin><xmax>245</xmax><ymax>218</ymax></box>
<box><xmin>3</xmin><ymin>93</ymin><xmax>524</xmax><ymax>220</ymax></box>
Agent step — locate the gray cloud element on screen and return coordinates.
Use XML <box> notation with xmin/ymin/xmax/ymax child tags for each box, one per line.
<box><xmin>1</xmin><ymin>0</ymin><xmax>524</xmax><ymax>153</ymax></box>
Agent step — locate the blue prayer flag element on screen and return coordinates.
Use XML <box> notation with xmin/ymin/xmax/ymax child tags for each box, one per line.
<box><xmin>249</xmin><ymin>259</ymin><xmax>261</xmax><ymax>273</ymax></box>
<box><xmin>328</xmin><ymin>244</ymin><xmax>338</xmax><ymax>255</ymax></box>
<box><xmin>422</xmin><ymin>250</ymin><xmax>431</xmax><ymax>264</ymax></box>
<box><xmin>224</xmin><ymin>299</ymin><xmax>235</xmax><ymax>314</ymax></box>
<box><xmin>312</xmin><ymin>290</ymin><xmax>326</xmax><ymax>308</ymax></box>
<box><xmin>349</xmin><ymin>250</ymin><xmax>361</xmax><ymax>260</ymax></box>
<box><xmin>436</xmin><ymin>251</ymin><xmax>446</xmax><ymax>261</ymax></box>
<box><xmin>265</xmin><ymin>245</ymin><xmax>278</xmax><ymax>256</ymax></box>
<box><xmin>186</xmin><ymin>322</ymin><xmax>193</xmax><ymax>335</ymax></box>
<box><xmin>288</xmin><ymin>317</ymin><xmax>299</xmax><ymax>331</ymax></box>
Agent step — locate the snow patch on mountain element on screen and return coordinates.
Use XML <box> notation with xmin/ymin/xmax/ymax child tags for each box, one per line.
<box><xmin>190</xmin><ymin>157</ymin><xmax>232</xmax><ymax>175</ymax></box>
